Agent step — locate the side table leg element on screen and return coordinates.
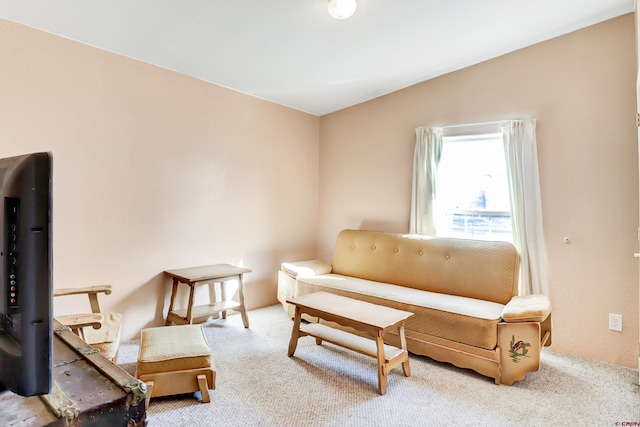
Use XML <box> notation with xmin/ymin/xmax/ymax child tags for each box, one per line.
<box><xmin>237</xmin><ymin>274</ymin><xmax>249</xmax><ymax>328</ymax></box>
<box><xmin>220</xmin><ymin>280</ymin><xmax>227</xmax><ymax>319</ymax></box>
<box><xmin>375</xmin><ymin>330</ymin><xmax>388</xmax><ymax>395</ymax></box>
<box><xmin>288</xmin><ymin>307</ymin><xmax>302</xmax><ymax>357</ymax></box>
<box><xmin>220</xmin><ymin>281</ymin><xmax>227</xmax><ymax>319</ymax></box>
<box><xmin>185</xmin><ymin>283</ymin><xmax>196</xmax><ymax>324</ymax></box>
<box><xmin>165</xmin><ymin>279</ymin><xmax>178</xmax><ymax>326</ymax></box>
<box><xmin>208</xmin><ymin>282</ymin><xmax>219</xmax><ymax>321</ymax></box>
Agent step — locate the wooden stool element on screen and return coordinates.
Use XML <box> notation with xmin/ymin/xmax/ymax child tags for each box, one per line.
<box><xmin>135</xmin><ymin>324</ymin><xmax>215</xmax><ymax>408</ymax></box>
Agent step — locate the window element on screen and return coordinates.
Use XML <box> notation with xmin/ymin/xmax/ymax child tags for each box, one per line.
<box><xmin>410</xmin><ymin>118</ymin><xmax>547</xmax><ymax>295</ymax></box>
<box><xmin>435</xmin><ymin>133</ymin><xmax>512</xmax><ymax>242</ymax></box>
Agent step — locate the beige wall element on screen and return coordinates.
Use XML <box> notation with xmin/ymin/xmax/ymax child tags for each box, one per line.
<box><xmin>0</xmin><ymin>18</ymin><xmax>320</xmax><ymax>340</ymax></box>
<box><xmin>319</xmin><ymin>14</ymin><xmax>639</xmax><ymax>368</ymax></box>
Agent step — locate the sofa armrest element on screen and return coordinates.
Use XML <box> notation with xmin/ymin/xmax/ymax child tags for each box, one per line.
<box><xmin>281</xmin><ymin>260</ymin><xmax>332</xmax><ymax>278</ymax></box>
<box><xmin>502</xmin><ymin>294</ymin><xmax>551</xmax><ymax>323</ymax></box>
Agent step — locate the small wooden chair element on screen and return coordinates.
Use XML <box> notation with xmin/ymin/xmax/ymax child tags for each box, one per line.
<box><xmin>53</xmin><ymin>285</ymin><xmax>123</xmax><ymax>362</ymax></box>
<box><xmin>135</xmin><ymin>324</ymin><xmax>215</xmax><ymax>409</ymax></box>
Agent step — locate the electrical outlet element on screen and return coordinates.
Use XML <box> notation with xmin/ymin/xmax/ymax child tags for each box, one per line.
<box><xmin>609</xmin><ymin>313</ymin><xmax>622</xmax><ymax>332</ymax></box>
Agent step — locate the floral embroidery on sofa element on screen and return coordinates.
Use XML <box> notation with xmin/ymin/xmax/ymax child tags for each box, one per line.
<box><xmin>509</xmin><ymin>335</ymin><xmax>531</xmax><ymax>363</ymax></box>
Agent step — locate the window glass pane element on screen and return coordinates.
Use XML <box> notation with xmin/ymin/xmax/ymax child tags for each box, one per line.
<box><xmin>436</xmin><ymin>134</ymin><xmax>512</xmax><ymax>242</ymax></box>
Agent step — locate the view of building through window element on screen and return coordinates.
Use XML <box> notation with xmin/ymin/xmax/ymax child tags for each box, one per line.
<box><xmin>435</xmin><ymin>133</ymin><xmax>513</xmax><ymax>242</ymax></box>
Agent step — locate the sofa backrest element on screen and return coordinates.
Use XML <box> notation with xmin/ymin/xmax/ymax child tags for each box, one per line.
<box><xmin>331</xmin><ymin>229</ymin><xmax>520</xmax><ymax>305</ymax></box>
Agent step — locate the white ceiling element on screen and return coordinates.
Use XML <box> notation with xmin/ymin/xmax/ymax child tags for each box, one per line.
<box><xmin>0</xmin><ymin>0</ymin><xmax>635</xmax><ymax>116</ymax></box>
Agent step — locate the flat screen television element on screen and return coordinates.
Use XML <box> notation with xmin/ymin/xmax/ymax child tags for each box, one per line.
<box><xmin>0</xmin><ymin>152</ymin><xmax>52</xmax><ymax>397</ymax></box>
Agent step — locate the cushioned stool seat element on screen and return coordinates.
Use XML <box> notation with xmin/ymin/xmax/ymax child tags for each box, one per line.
<box><xmin>135</xmin><ymin>324</ymin><xmax>215</xmax><ymax>408</ymax></box>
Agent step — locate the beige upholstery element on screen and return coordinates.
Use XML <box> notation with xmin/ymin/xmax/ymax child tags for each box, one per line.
<box><xmin>502</xmin><ymin>294</ymin><xmax>552</xmax><ymax>323</ymax></box>
<box><xmin>136</xmin><ymin>324</ymin><xmax>215</xmax><ymax>408</ymax></box>
<box><xmin>281</xmin><ymin>260</ymin><xmax>332</xmax><ymax>278</ymax></box>
<box><xmin>331</xmin><ymin>230</ymin><xmax>520</xmax><ymax>304</ymax></box>
<box><xmin>137</xmin><ymin>325</ymin><xmax>213</xmax><ymax>376</ymax></box>
<box><xmin>54</xmin><ymin>285</ymin><xmax>122</xmax><ymax>362</ymax></box>
<box><xmin>278</xmin><ymin>229</ymin><xmax>553</xmax><ymax>385</ymax></box>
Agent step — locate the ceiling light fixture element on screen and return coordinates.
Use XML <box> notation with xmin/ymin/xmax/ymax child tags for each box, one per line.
<box><xmin>328</xmin><ymin>0</ymin><xmax>357</xmax><ymax>20</ymax></box>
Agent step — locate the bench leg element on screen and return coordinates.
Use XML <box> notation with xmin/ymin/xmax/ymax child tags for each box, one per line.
<box><xmin>288</xmin><ymin>307</ymin><xmax>302</xmax><ymax>357</ymax></box>
<box><xmin>398</xmin><ymin>324</ymin><xmax>411</xmax><ymax>377</ymax></box>
<box><xmin>375</xmin><ymin>331</ymin><xmax>388</xmax><ymax>395</ymax></box>
<box><xmin>315</xmin><ymin>319</ymin><xmax>323</xmax><ymax>345</ymax></box>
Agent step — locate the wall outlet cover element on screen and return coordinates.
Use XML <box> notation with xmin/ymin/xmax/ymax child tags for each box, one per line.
<box><xmin>609</xmin><ymin>313</ymin><xmax>622</xmax><ymax>332</ymax></box>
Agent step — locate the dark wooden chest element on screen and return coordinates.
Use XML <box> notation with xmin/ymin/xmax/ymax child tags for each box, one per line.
<box><xmin>1</xmin><ymin>321</ymin><xmax>146</xmax><ymax>426</ymax></box>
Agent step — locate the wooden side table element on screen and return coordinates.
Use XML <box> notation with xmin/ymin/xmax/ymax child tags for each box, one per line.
<box><xmin>164</xmin><ymin>264</ymin><xmax>252</xmax><ymax>327</ymax></box>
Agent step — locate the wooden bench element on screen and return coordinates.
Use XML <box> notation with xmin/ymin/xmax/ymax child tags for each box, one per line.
<box><xmin>287</xmin><ymin>291</ymin><xmax>414</xmax><ymax>395</ymax></box>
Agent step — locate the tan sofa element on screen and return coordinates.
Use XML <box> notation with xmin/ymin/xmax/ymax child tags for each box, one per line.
<box><xmin>278</xmin><ymin>229</ymin><xmax>552</xmax><ymax>385</ymax></box>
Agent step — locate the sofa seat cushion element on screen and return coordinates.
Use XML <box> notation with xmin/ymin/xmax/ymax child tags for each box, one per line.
<box><xmin>298</xmin><ymin>274</ymin><xmax>504</xmax><ymax>319</ymax></box>
<box><xmin>296</xmin><ymin>274</ymin><xmax>504</xmax><ymax>350</ymax></box>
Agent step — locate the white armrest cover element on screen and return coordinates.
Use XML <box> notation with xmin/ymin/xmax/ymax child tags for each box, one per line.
<box><xmin>502</xmin><ymin>294</ymin><xmax>551</xmax><ymax>323</ymax></box>
<box><xmin>281</xmin><ymin>260</ymin><xmax>332</xmax><ymax>278</ymax></box>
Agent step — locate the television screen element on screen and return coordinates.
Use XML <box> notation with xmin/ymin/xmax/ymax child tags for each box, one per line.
<box><xmin>0</xmin><ymin>152</ymin><xmax>52</xmax><ymax>397</ymax></box>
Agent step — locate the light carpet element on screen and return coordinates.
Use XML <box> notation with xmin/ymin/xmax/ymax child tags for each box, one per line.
<box><xmin>117</xmin><ymin>305</ymin><xmax>639</xmax><ymax>427</ymax></box>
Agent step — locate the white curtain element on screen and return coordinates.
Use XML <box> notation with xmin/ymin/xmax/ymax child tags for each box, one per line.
<box><xmin>409</xmin><ymin>127</ymin><xmax>443</xmax><ymax>235</ymax></box>
<box><xmin>501</xmin><ymin>118</ymin><xmax>548</xmax><ymax>295</ymax></box>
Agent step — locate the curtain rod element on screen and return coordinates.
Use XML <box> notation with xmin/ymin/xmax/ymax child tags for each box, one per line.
<box><xmin>417</xmin><ymin>116</ymin><xmax>535</xmax><ymax>130</ymax></box>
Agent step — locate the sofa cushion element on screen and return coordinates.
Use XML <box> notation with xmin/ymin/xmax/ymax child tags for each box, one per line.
<box><xmin>331</xmin><ymin>230</ymin><xmax>520</xmax><ymax>305</ymax></box>
<box><xmin>296</xmin><ymin>274</ymin><xmax>504</xmax><ymax>350</ymax></box>
<box><xmin>136</xmin><ymin>325</ymin><xmax>212</xmax><ymax>377</ymax></box>
<box><xmin>298</xmin><ymin>274</ymin><xmax>504</xmax><ymax>320</ymax></box>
